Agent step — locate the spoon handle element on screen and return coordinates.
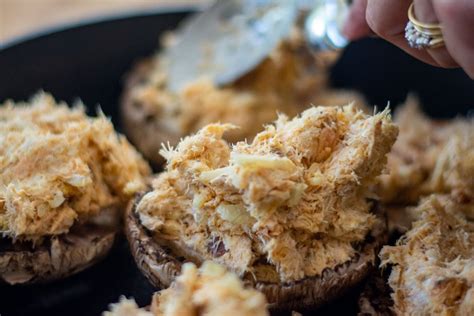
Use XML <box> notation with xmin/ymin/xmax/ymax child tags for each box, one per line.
<box><xmin>304</xmin><ymin>0</ymin><xmax>350</xmax><ymax>50</ymax></box>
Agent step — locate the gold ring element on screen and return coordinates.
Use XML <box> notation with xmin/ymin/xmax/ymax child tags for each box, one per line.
<box><xmin>408</xmin><ymin>3</ymin><xmax>442</xmax><ymax>30</ymax></box>
<box><xmin>405</xmin><ymin>3</ymin><xmax>445</xmax><ymax>49</ymax></box>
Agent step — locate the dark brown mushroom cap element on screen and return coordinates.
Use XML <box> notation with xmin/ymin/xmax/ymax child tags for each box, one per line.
<box><xmin>126</xmin><ymin>197</ymin><xmax>388</xmax><ymax>311</ymax></box>
<box><xmin>0</xmin><ymin>224</ymin><xmax>115</xmax><ymax>285</ymax></box>
<box><xmin>121</xmin><ymin>59</ymin><xmax>178</xmax><ymax>167</ymax></box>
<box><xmin>358</xmin><ymin>272</ymin><xmax>394</xmax><ymax>316</ymax></box>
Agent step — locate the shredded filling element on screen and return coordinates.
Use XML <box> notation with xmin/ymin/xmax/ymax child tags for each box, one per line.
<box><xmin>380</xmin><ymin>195</ymin><xmax>474</xmax><ymax>315</ymax></box>
<box><xmin>0</xmin><ymin>93</ymin><xmax>151</xmax><ymax>241</ymax></box>
<box><xmin>104</xmin><ymin>262</ymin><xmax>269</xmax><ymax>316</ymax></box>
<box><xmin>377</xmin><ymin>97</ymin><xmax>474</xmax><ymax>205</ymax></box>
<box><xmin>137</xmin><ymin>105</ymin><xmax>397</xmax><ymax>282</ymax></box>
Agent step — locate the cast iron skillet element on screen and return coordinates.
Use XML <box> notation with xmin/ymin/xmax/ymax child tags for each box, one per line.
<box><xmin>0</xmin><ymin>6</ymin><xmax>472</xmax><ymax>316</ymax></box>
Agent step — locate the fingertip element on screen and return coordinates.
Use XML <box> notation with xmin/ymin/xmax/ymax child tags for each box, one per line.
<box><xmin>343</xmin><ymin>0</ymin><xmax>371</xmax><ymax>40</ymax></box>
<box><xmin>342</xmin><ymin>22</ymin><xmax>371</xmax><ymax>41</ymax></box>
<box><xmin>342</xmin><ymin>20</ymin><xmax>358</xmax><ymax>40</ymax></box>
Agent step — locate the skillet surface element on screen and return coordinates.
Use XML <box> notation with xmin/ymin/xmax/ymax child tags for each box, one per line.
<box><xmin>0</xmin><ymin>7</ymin><xmax>472</xmax><ymax>316</ymax></box>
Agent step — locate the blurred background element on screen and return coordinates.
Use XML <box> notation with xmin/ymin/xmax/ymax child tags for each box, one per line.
<box><xmin>0</xmin><ymin>0</ymin><xmax>209</xmax><ymax>43</ymax></box>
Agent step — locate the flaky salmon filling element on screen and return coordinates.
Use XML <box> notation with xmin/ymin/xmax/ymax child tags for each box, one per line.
<box><xmin>128</xmin><ymin>32</ymin><xmax>366</xmax><ymax>145</ymax></box>
<box><xmin>377</xmin><ymin>98</ymin><xmax>474</xmax><ymax>205</ymax></box>
<box><xmin>137</xmin><ymin>105</ymin><xmax>397</xmax><ymax>282</ymax></box>
<box><xmin>380</xmin><ymin>195</ymin><xmax>474</xmax><ymax>315</ymax></box>
<box><xmin>0</xmin><ymin>93</ymin><xmax>151</xmax><ymax>241</ymax></box>
<box><xmin>105</xmin><ymin>262</ymin><xmax>268</xmax><ymax>316</ymax></box>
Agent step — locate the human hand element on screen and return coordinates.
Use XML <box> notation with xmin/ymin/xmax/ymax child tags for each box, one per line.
<box><xmin>342</xmin><ymin>0</ymin><xmax>474</xmax><ymax>78</ymax></box>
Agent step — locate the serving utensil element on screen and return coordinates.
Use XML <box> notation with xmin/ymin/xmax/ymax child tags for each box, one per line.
<box><xmin>165</xmin><ymin>0</ymin><xmax>349</xmax><ymax>92</ymax></box>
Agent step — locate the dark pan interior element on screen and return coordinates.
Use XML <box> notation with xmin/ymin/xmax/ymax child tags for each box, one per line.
<box><xmin>0</xmin><ymin>7</ymin><xmax>472</xmax><ymax>316</ymax></box>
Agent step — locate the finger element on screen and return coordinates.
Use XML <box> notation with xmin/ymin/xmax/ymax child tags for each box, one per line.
<box><xmin>342</xmin><ymin>0</ymin><xmax>371</xmax><ymax>40</ymax></box>
<box><xmin>433</xmin><ymin>0</ymin><xmax>474</xmax><ymax>78</ymax></box>
<box><xmin>413</xmin><ymin>0</ymin><xmax>459</xmax><ymax>68</ymax></box>
<box><xmin>365</xmin><ymin>0</ymin><xmax>438</xmax><ymax>67</ymax></box>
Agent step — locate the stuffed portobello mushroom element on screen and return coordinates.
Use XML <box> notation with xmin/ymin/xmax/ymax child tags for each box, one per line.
<box><xmin>0</xmin><ymin>93</ymin><xmax>151</xmax><ymax>284</ymax></box>
<box><xmin>376</xmin><ymin>97</ymin><xmax>474</xmax><ymax>235</ymax></box>
<box><xmin>359</xmin><ymin>195</ymin><xmax>474</xmax><ymax>315</ymax></box>
<box><xmin>125</xmin><ymin>104</ymin><xmax>398</xmax><ymax>311</ymax></box>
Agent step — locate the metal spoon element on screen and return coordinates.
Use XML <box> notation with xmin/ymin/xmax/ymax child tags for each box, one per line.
<box><xmin>165</xmin><ymin>0</ymin><xmax>350</xmax><ymax>92</ymax></box>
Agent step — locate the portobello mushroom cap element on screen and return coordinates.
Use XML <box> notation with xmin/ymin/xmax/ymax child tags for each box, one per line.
<box><xmin>0</xmin><ymin>213</ymin><xmax>117</xmax><ymax>285</ymax></box>
<box><xmin>126</xmin><ymin>196</ymin><xmax>388</xmax><ymax>311</ymax></box>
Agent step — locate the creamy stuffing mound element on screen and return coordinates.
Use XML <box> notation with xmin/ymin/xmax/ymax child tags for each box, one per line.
<box><xmin>105</xmin><ymin>262</ymin><xmax>268</xmax><ymax>316</ymax></box>
<box><xmin>378</xmin><ymin>98</ymin><xmax>474</xmax><ymax>205</ymax></box>
<box><xmin>137</xmin><ymin>105</ymin><xmax>398</xmax><ymax>282</ymax></box>
<box><xmin>0</xmin><ymin>93</ymin><xmax>151</xmax><ymax>241</ymax></box>
<box><xmin>380</xmin><ymin>195</ymin><xmax>474</xmax><ymax>315</ymax></box>
<box><xmin>126</xmin><ymin>33</ymin><xmax>366</xmax><ymax>150</ymax></box>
